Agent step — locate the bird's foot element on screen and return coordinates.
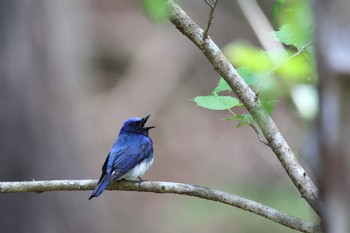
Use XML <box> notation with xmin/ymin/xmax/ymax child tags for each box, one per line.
<box><xmin>119</xmin><ymin>177</ymin><xmax>146</xmax><ymax>188</ymax></box>
<box><xmin>137</xmin><ymin>176</ymin><xmax>147</xmax><ymax>188</ymax></box>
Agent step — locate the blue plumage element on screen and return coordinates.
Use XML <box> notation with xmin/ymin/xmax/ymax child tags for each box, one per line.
<box><xmin>89</xmin><ymin>115</ymin><xmax>155</xmax><ymax>200</ymax></box>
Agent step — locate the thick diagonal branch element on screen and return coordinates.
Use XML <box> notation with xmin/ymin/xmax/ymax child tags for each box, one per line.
<box><xmin>0</xmin><ymin>180</ymin><xmax>320</xmax><ymax>233</ymax></box>
<box><xmin>167</xmin><ymin>0</ymin><xmax>321</xmax><ymax>214</ymax></box>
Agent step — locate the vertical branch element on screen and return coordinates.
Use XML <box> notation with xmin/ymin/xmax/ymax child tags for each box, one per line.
<box><xmin>203</xmin><ymin>0</ymin><xmax>219</xmax><ymax>39</ymax></box>
<box><xmin>315</xmin><ymin>0</ymin><xmax>350</xmax><ymax>231</ymax></box>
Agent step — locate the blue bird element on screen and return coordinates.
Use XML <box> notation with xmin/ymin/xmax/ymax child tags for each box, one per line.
<box><xmin>89</xmin><ymin>115</ymin><xmax>155</xmax><ymax>200</ymax></box>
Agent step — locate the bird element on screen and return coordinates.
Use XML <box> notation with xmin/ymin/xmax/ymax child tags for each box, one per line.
<box><xmin>89</xmin><ymin>115</ymin><xmax>155</xmax><ymax>200</ymax></box>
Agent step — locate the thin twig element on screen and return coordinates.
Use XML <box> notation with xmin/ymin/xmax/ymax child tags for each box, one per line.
<box><xmin>227</xmin><ymin>108</ymin><xmax>269</xmax><ymax>146</ymax></box>
<box><xmin>250</xmin><ymin>123</ymin><xmax>270</xmax><ymax>146</ymax></box>
<box><xmin>0</xmin><ymin>179</ymin><xmax>321</xmax><ymax>233</ymax></box>
<box><xmin>203</xmin><ymin>0</ymin><xmax>219</xmax><ymax>40</ymax></box>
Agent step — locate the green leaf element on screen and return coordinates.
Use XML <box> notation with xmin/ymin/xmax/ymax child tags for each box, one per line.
<box><xmin>272</xmin><ymin>0</ymin><xmax>285</xmax><ymax>27</ymax></box>
<box><xmin>194</xmin><ymin>96</ymin><xmax>240</xmax><ymax>110</ymax></box>
<box><xmin>214</xmin><ymin>78</ymin><xmax>231</xmax><ymax>93</ymax></box>
<box><xmin>214</xmin><ymin>68</ymin><xmax>258</xmax><ymax>94</ymax></box>
<box><xmin>261</xmin><ymin>100</ymin><xmax>280</xmax><ymax>114</ymax></box>
<box><xmin>142</xmin><ymin>0</ymin><xmax>169</xmax><ymax>22</ymax></box>
<box><xmin>274</xmin><ymin>24</ymin><xmax>310</xmax><ymax>50</ymax></box>
<box><xmin>237</xmin><ymin>67</ymin><xmax>259</xmax><ymax>86</ymax></box>
<box><xmin>222</xmin><ymin>114</ymin><xmax>254</xmax><ymax>127</ymax></box>
<box><xmin>274</xmin><ymin>1</ymin><xmax>313</xmax><ymax>50</ymax></box>
<box><xmin>236</xmin><ymin>121</ymin><xmax>252</xmax><ymax>128</ymax></box>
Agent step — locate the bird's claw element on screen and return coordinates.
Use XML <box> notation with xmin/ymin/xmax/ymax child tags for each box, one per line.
<box><xmin>137</xmin><ymin>176</ymin><xmax>147</xmax><ymax>188</ymax></box>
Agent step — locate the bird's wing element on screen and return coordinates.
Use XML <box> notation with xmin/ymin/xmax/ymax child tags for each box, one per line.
<box><xmin>109</xmin><ymin>137</ymin><xmax>153</xmax><ymax>178</ymax></box>
<box><xmin>96</xmin><ymin>152</ymin><xmax>110</xmax><ymax>184</ymax></box>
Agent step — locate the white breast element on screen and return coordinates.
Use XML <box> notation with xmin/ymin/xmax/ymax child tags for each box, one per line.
<box><xmin>121</xmin><ymin>157</ymin><xmax>154</xmax><ymax>181</ymax></box>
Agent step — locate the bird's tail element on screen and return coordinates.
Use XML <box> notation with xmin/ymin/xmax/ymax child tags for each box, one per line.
<box><xmin>89</xmin><ymin>174</ymin><xmax>113</xmax><ymax>200</ymax></box>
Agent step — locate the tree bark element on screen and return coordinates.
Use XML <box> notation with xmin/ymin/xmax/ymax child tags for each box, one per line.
<box><xmin>315</xmin><ymin>0</ymin><xmax>350</xmax><ymax>232</ymax></box>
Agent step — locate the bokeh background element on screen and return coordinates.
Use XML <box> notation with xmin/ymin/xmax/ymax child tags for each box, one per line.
<box><xmin>0</xmin><ymin>1</ymin><xmax>317</xmax><ymax>232</ymax></box>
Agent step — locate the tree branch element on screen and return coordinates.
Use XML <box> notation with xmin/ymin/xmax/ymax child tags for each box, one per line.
<box><xmin>0</xmin><ymin>179</ymin><xmax>320</xmax><ymax>233</ymax></box>
<box><xmin>250</xmin><ymin>123</ymin><xmax>270</xmax><ymax>146</ymax></box>
<box><xmin>167</xmin><ymin>0</ymin><xmax>321</xmax><ymax>214</ymax></box>
<box><xmin>203</xmin><ymin>0</ymin><xmax>219</xmax><ymax>40</ymax></box>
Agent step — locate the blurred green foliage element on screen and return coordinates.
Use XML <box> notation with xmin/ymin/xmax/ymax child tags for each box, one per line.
<box><xmin>274</xmin><ymin>0</ymin><xmax>313</xmax><ymax>50</ymax></box>
<box><xmin>141</xmin><ymin>0</ymin><xmax>169</xmax><ymax>22</ymax></box>
<box><xmin>225</xmin><ymin>44</ymin><xmax>273</xmax><ymax>73</ymax></box>
<box><xmin>194</xmin><ymin>0</ymin><xmax>318</xmax><ymax>122</ymax></box>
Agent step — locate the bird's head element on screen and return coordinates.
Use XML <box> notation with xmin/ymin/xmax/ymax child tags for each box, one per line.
<box><xmin>120</xmin><ymin>115</ymin><xmax>155</xmax><ymax>135</ymax></box>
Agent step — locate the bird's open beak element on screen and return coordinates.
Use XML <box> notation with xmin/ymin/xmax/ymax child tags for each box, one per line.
<box><xmin>142</xmin><ymin>115</ymin><xmax>156</xmax><ymax>130</ymax></box>
<box><xmin>141</xmin><ymin>115</ymin><xmax>150</xmax><ymax>124</ymax></box>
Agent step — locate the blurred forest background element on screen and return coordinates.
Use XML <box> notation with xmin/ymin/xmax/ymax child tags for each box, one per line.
<box><xmin>1</xmin><ymin>1</ymin><xmax>317</xmax><ymax>232</ymax></box>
